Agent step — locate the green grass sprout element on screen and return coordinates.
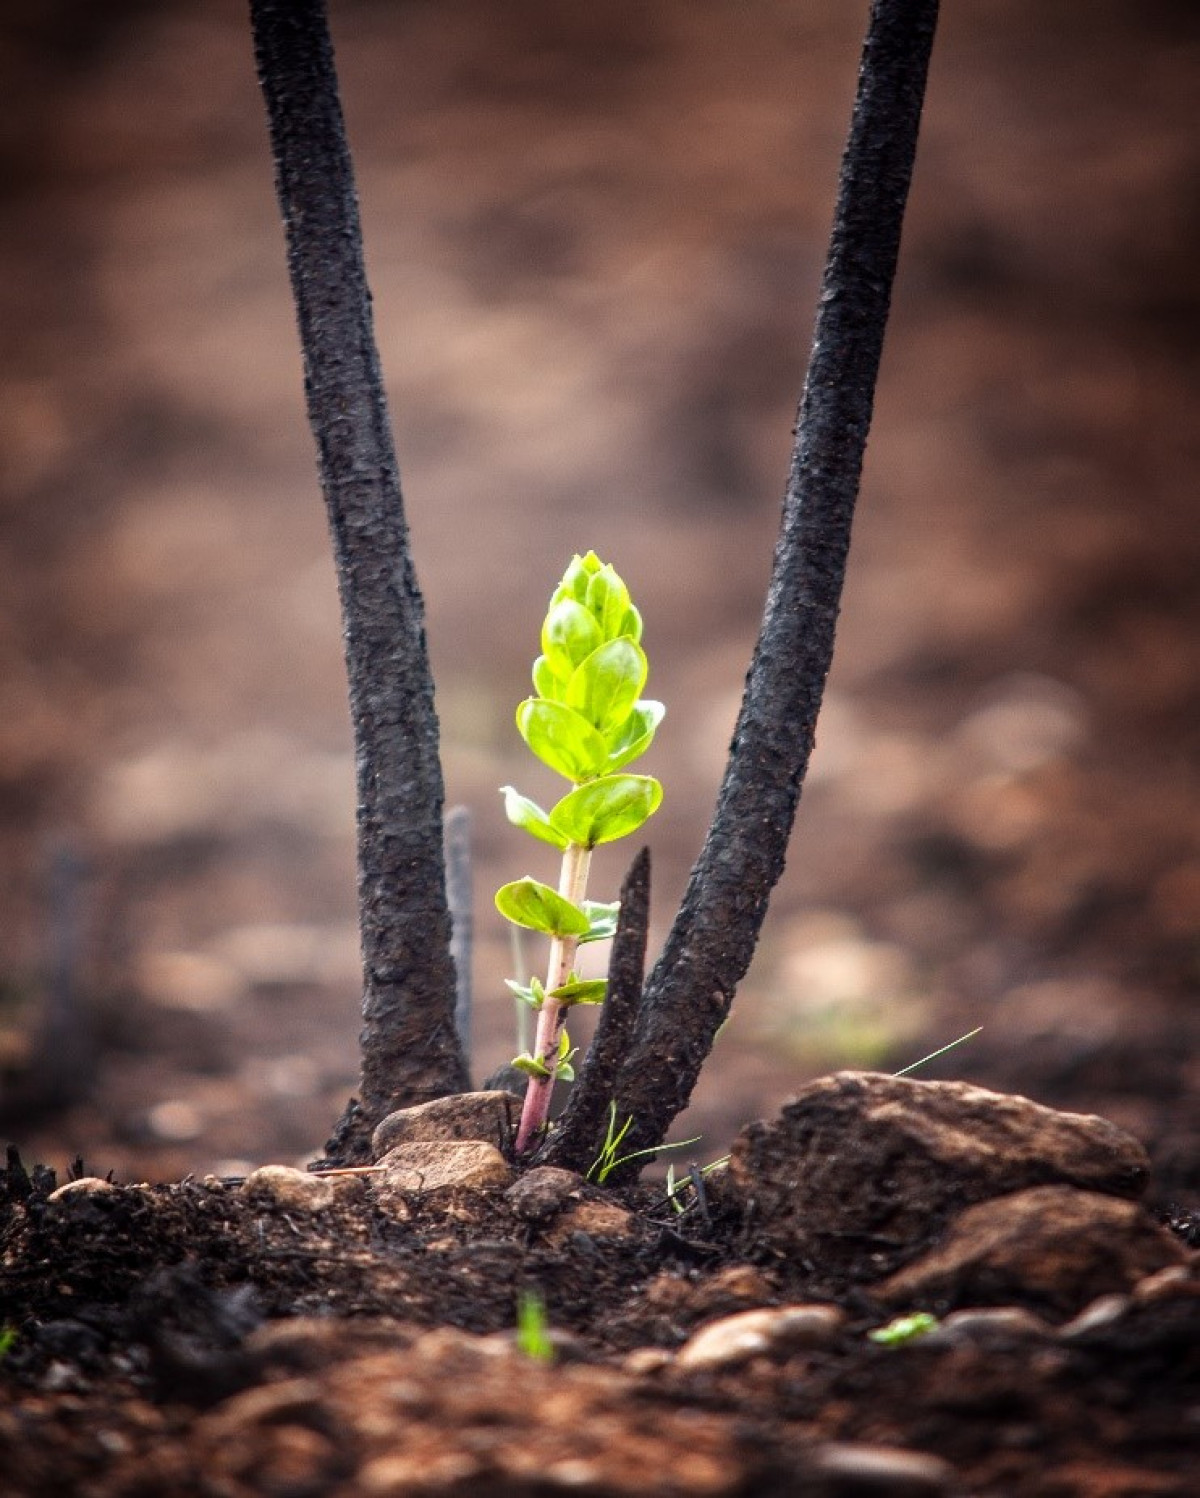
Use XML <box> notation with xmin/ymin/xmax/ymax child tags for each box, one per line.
<box><xmin>891</xmin><ymin>1026</ymin><xmax>983</xmax><ymax>1079</ymax></box>
<box><xmin>868</xmin><ymin>1312</ymin><xmax>940</xmax><ymax>1347</ymax></box>
<box><xmin>515</xmin><ymin>1290</ymin><xmax>555</xmax><ymax>1364</ymax></box>
<box><xmin>587</xmin><ymin>1101</ymin><xmax>700</xmax><ymax>1185</ymax></box>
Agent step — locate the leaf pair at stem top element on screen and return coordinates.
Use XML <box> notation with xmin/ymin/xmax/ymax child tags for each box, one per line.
<box><xmin>496</xmin><ymin>552</ymin><xmax>664</xmax><ymax>1150</ymax></box>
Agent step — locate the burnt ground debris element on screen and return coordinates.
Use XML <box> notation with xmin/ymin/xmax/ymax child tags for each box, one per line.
<box><xmin>2</xmin><ymin>1075</ymin><xmax>1199</xmax><ymax>1495</ymax></box>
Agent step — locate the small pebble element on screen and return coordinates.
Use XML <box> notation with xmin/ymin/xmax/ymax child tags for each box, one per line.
<box><xmin>240</xmin><ymin>1165</ymin><xmax>351</xmax><ymax>1211</ymax></box>
<box><xmin>1057</xmin><ymin>1293</ymin><xmax>1132</xmax><ymax>1340</ymax></box>
<box><xmin>1132</xmin><ymin>1264</ymin><xmax>1195</xmax><ymax>1303</ymax></box>
<box><xmin>505</xmin><ymin>1166</ymin><xmax>584</xmax><ymax>1222</ymax></box>
<box><xmin>46</xmin><ymin>1177</ymin><xmax>117</xmax><ymax>1204</ymax></box>
<box><xmin>932</xmin><ymin>1306</ymin><xmax>1054</xmax><ymax>1344</ymax></box>
<box><xmin>544</xmin><ymin>1199</ymin><xmax>635</xmax><ymax>1245</ymax></box>
<box><xmin>810</xmin><ymin>1442</ymin><xmax>954</xmax><ymax>1493</ymax></box>
<box><xmin>676</xmin><ymin>1305</ymin><xmax>845</xmax><ymax>1371</ymax></box>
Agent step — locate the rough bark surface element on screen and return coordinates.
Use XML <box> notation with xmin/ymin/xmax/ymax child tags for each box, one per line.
<box><xmin>250</xmin><ymin>0</ymin><xmax>468</xmax><ymax>1159</ymax></box>
<box><xmin>539</xmin><ymin>849</ymin><xmax>651</xmax><ymax>1175</ymax></box>
<box><xmin>612</xmin><ymin>0</ymin><xmax>941</xmax><ymax>1161</ymax></box>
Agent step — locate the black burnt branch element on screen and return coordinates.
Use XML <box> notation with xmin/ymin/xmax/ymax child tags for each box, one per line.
<box><xmin>610</xmin><ymin>0</ymin><xmax>941</xmax><ymax>1164</ymax></box>
<box><xmin>250</xmin><ymin>0</ymin><xmax>468</xmax><ymax>1159</ymax></box>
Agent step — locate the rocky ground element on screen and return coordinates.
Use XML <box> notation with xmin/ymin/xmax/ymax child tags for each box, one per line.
<box><xmin>2</xmin><ymin>1075</ymin><xmax>1198</xmax><ymax>1496</ymax></box>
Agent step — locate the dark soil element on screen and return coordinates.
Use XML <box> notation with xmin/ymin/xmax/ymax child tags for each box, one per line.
<box><xmin>1</xmin><ymin>1099</ymin><xmax>1198</xmax><ymax>1497</ymax></box>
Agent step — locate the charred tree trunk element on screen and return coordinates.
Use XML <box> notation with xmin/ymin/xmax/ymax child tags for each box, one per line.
<box><xmin>250</xmin><ymin>0</ymin><xmax>468</xmax><ymax>1161</ymax></box>
<box><xmin>611</xmin><ymin>0</ymin><xmax>941</xmax><ymax>1164</ymax></box>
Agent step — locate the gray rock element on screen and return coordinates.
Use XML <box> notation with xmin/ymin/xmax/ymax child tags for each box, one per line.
<box><xmin>727</xmin><ymin>1071</ymin><xmax>1150</xmax><ymax>1276</ymax></box>
<box><xmin>371</xmin><ymin>1091</ymin><xmax>520</xmax><ymax>1160</ymax></box>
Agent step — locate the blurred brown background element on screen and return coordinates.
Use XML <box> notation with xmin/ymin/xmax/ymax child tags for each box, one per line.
<box><xmin>1</xmin><ymin>0</ymin><xmax>1196</xmax><ymax>1190</ymax></box>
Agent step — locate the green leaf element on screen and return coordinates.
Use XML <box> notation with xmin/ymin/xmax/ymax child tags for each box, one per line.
<box><xmin>618</xmin><ymin>604</ymin><xmax>642</xmax><ymax>643</ymax></box>
<box><xmin>516</xmin><ymin>699</ymin><xmax>609</xmax><ymax>783</ymax></box>
<box><xmin>549</xmin><ymin>774</ymin><xmax>662</xmax><ymax>847</ymax></box>
<box><xmin>532</xmin><ymin>654</ymin><xmax>569</xmax><ymax>702</ymax></box>
<box><xmin>510</xmin><ymin>1029</ymin><xmax>576</xmax><ymax>1082</ymax></box>
<box><xmin>505</xmin><ymin>976</ymin><xmax>546</xmax><ymax>1009</ymax></box>
<box><xmin>565</xmin><ymin>638</ymin><xmax>647</xmax><ymax>733</ymax></box>
<box><xmin>585</xmin><ymin>567</ymin><xmax>633</xmax><ymax>639</ymax></box>
<box><xmin>512</xmin><ymin>1051</ymin><xmax>552</xmax><ymax>1079</ymax></box>
<box><xmin>541</xmin><ymin>598</ymin><xmax>601</xmax><ymax>673</ymax></box>
<box><xmin>500</xmin><ymin>786</ymin><xmax>569</xmax><ymax>850</ymax></box>
<box><xmin>546</xmin><ymin>977</ymin><xmax>608</xmax><ymax>1006</ymax></box>
<box><xmin>578</xmin><ymin>899</ymin><xmax>620</xmax><ymax>944</ymax></box>
<box><xmin>605</xmin><ymin>699</ymin><xmax>665</xmax><ymax>771</ymax></box>
<box><xmin>551</xmin><ymin>552</ymin><xmax>599</xmax><ymax>608</ymax></box>
<box><xmin>495</xmin><ymin>878</ymin><xmax>590</xmax><ymax>937</ymax></box>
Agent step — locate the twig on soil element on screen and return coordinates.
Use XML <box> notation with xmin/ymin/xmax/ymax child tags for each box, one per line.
<box><xmin>608</xmin><ymin>0</ymin><xmax>941</xmax><ymax>1168</ymax></box>
<box><xmin>249</xmin><ymin>0</ymin><xmax>468</xmax><ymax>1160</ymax></box>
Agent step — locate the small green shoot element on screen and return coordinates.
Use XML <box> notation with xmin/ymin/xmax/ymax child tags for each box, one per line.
<box><xmin>515</xmin><ymin>1290</ymin><xmax>554</xmax><ymax>1364</ymax></box>
<box><xmin>496</xmin><ymin>552</ymin><xmax>665</xmax><ymax>1153</ymax></box>
<box><xmin>664</xmin><ymin>1154</ymin><xmax>730</xmax><ymax>1214</ymax></box>
<box><xmin>868</xmin><ymin>1311</ymin><xmax>939</xmax><ymax>1347</ymax></box>
<box><xmin>891</xmin><ymin>1026</ymin><xmax>983</xmax><ymax>1079</ymax></box>
<box><xmin>587</xmin><ymin>1100</ymin><xmax>700</xmax><ymax>1184</ymax></box>
<box><xmin>0</xmin><ymin>1326</ymin><xmax>16</xmax><ymax>1358</ymax></box>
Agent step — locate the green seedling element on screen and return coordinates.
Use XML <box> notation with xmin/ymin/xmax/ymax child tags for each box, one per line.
<box><xmin>587</xmin><ymin>1100</ymin><xmax>699</xmax><ymax>1185</ymax></box>
<box><xmin>497</xmin><ymin>552</ymin><xmax>664</xmax><ymax>1154</ymax></box>
<box><xmin>868</xmin><ymin>1311</ymin><xmax>940</xmax><ymax>1347</ymax></box>
<box><xmin>515</xmin><ymin>1290</ymin><xmax>554</xmax><ymax>1364</ymax></box>
<box><xmin>664</xmin><ymin>1154</ymin><xmax>730</xmax><ymax>1215</ymax></box>
<box><xmin>0</xmin><ymin>1327</ymin><xmax>16</xmax><ymax>1358</ymax></box>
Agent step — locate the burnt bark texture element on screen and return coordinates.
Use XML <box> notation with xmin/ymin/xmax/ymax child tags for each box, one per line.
<box><xmin>250</xmin><ymin>0</ymin><xmax>468</xmax><ymax>1160</ymax></box>
<box><xmin>539</xmin><ymin>849</ymin><xmax>651</xmax><ymax>1174</ymax></box>
<box><xmin>611</xmin><ymin>0</ymin><xmax>941</xmax><ymax>1163</ymax></box>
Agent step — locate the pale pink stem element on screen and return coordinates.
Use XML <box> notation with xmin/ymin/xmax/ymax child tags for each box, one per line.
<box><xmin>515</xmin><ymin>842</ymin><xmax>591</xmax><ymax>1154</ymax></box>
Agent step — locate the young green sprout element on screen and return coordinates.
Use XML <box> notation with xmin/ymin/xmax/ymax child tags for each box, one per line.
<box><xmin>496</xmin><ymin>552</ymin><xmax>664</xmax><ymax>1155</ymax></box>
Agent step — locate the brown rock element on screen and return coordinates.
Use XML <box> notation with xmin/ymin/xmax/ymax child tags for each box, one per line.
<box><xmin>875</xmin><ymin>1186</ymin><xmax>1188</xmax><ymax>1318</ymax></box>
<box><xmin>544</xmin><ymin>1198</ymin><xmax>636</xmax><ymax>1246</ymax></box>
<box><xmin>371</xmin><ymin>1091</ymin><xmax>521</xmax><ymax>1159</ymax></box>
<box><xmin>727</xmin><ymin>1071</ymin><xmax>1150</xmax><ymax>1276</ymax></box>
<box><xmin>504</xmin><ymin>1165</ymin><xmax>585</xmax><ymax>1222</ymax></box>
<box><xmin>374</xmin><ymin>1140</ymin><xmax>512</xmax><ymax>1196</ymax></box>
